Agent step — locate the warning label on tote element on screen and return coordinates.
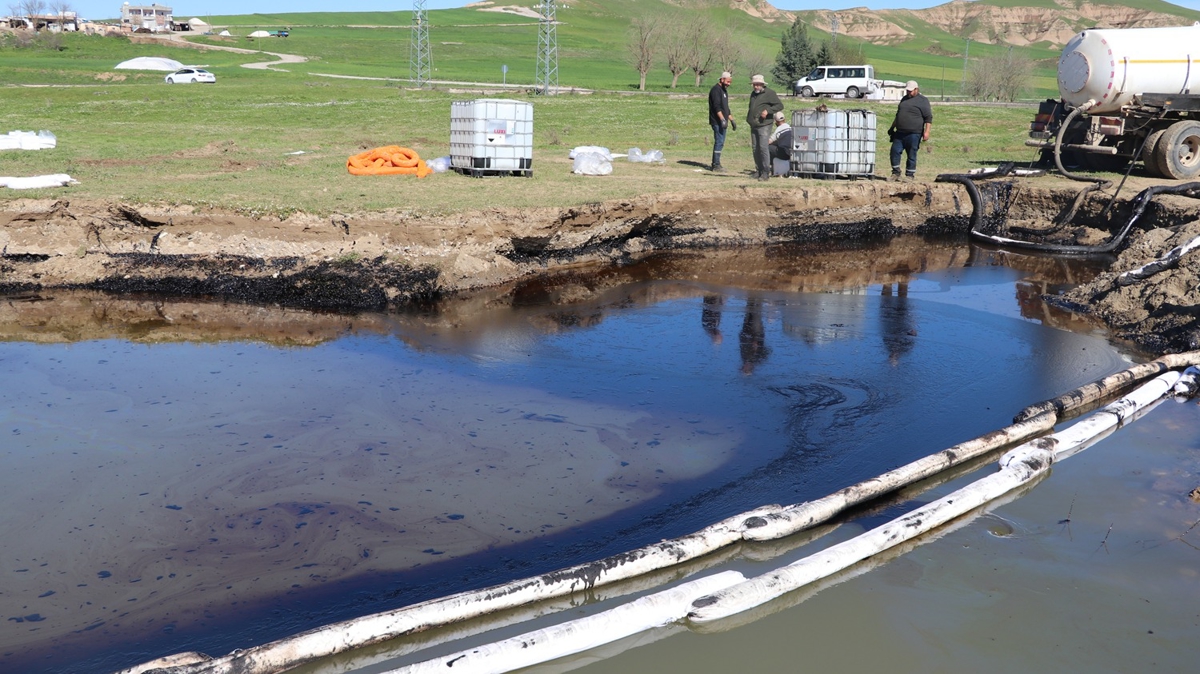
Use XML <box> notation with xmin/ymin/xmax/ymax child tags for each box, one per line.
<box><xmin>486</xmin><ymin>119</ymin><xmax>513</xmax><ymax>144</ymax></box>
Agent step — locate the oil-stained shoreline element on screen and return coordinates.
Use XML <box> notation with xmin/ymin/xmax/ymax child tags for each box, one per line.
<box><xmin>3</xmin><ymin>181</ymin><xmax>1197</xmax><ymax>354</ymax></box>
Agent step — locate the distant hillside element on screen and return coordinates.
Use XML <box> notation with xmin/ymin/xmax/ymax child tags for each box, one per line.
<box><xmin>794</xmin><ymin>0</ymin><xmax>1200</xmax><ymax>48</ymax></box>
<box><xmin>198</xmin><ymin>0</ymin><xmax>1200</xmax><ymax>97</ymax></box>
<box><xmin>475</xmin><ymin>0</ymin><xmax>1200</xmax><ymax>49</ymax></box>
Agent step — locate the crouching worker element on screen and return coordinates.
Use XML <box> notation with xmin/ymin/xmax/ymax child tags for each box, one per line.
<box><xmin>768</xmin><ymin>111</ymin><xmax>793</xmax><ymax>162</ymax></box>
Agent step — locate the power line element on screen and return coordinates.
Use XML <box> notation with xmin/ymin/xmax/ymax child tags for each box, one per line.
<box><xmin>536</xmin><ymin>0</ymin><xmax>558</xmax><ymax>95</ymax></box>
<box><xmin>410</xmin><ymin>0</ymin><xmax>431</xmax><ymax>87</ymax></box>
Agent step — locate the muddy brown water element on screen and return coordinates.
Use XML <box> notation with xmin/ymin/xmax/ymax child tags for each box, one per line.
<box><xmin>2</xmin><ymin>236</ymin><xmax>1196</xmax><ymax>673</ymax></box>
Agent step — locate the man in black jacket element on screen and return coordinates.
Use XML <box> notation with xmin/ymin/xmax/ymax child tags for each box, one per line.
<box><xmin>746</xmin><ymin>74</ymin><xmax>784</xmax><ymax>181</ymax></box>
<box><xmin>887</xmin><ymin>80</ymin><xmax>933</xmax><ymax>180</ymax></box>
<box><xmin>708</xmin><ymin>71</ymin><xmax>734</xmax><ymax>173</ymax></box>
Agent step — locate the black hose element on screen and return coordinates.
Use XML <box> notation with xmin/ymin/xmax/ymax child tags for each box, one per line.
<box><xmin>935</xmin><ymin>175</ymin><xmax>1200</xmax><ymax>255</ymax></box>
<box><xmin>1052</xmin><ymin>103</ymin><xmax>1113</xmax><ymax>189</ymax></box>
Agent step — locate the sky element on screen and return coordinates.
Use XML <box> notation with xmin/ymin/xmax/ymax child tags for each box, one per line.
<box><xmin>75</xmin><ymin>0</ymin><xmax>1200</xmax><ymax>25</ymax></box>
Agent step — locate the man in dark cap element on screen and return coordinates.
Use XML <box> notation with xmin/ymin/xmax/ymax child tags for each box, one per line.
<box><xmin>887</xmin><ymin>80</ymin><xmax>932</xmax><ymax>180</ymax></box>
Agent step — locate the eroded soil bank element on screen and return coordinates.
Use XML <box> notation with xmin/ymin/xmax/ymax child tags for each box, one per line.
<box><xmin>2</xmin><ymin>180</ymin><xmax>1198</xmax><ymax>354</ymax></box>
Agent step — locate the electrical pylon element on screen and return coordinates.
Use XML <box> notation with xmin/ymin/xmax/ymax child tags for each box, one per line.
<box><xmin>535</xmin><ymin>0</ymin><xmax>558</xmax><ymax>95</ymax></box>
<box><xmin>410</xmin><ymin>0</ymin><xmax>432</xmax><ymax>87</ymax></box>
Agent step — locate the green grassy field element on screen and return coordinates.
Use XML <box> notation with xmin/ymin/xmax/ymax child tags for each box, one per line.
<box><xmin>0</xmin><ymin>63</ymin><xmax>1042</xmax><ymax>217</ymax></box>
<box><xmin>12</xmin><ymin>0</ymin><xmax>1191</xmax><ymax>215</ymax></box>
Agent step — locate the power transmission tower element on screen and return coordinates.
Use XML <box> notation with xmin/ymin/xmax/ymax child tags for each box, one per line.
<box><xmin>536</xmin><ymin>0</ymin><xmax>558</xmax><ymax>95</ymax></box>
<box><xmin>410</xmin><ymin>0</ymin><xmax>432</xmax><ymax>87</ymax></box>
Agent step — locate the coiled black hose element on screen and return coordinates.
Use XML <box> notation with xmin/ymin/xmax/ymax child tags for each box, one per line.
<box><xmin>935</xmin><ymin>174</ymin><xmax>1200</xmax><ymax>255</ymax></box>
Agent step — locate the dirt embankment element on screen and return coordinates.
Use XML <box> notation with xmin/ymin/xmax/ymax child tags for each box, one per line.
<box><xmin>2</xmin><ymin>180</ymin><xmax>1198</xmax><ymax>354</ymax></box>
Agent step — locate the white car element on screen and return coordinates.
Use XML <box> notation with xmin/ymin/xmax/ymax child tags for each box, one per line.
<box><xmin>165</xmin><ymin>68</ymin><xmax>216</xmax><ymax>84</ymax></box>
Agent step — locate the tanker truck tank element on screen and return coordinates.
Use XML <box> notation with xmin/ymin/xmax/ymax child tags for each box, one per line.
<box><xmin>1058</xmin><ymin>23</ymin><xmax>1200</xmax><ymax>114</ymax></box>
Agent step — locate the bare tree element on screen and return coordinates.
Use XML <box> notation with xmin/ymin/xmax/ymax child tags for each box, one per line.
<box><xmin>832</xmin><ymin>38</ymin><xmax>865</xmax><ymax>65</ymax></box>
<box><xmin>711</xmin><ymin>32</ymin><xmax>743</xmax><ymax>78</ymax></box>
<box><xmin>627</xmin><ymin>16</ymin><xmax>659</xmax><ymax>91</ymax></box>
<box><xmin>742</xmin><ymin>48</ymin><xmax>774</xmax><ymax>84</ymax></box>
<box><xmin>49</xmin><ymin>0</ymin><xmax>73</xmax><ymax>24</ymax></box>
<box><xmin>965</xmin><ymin>49</ymin><xmax>1031</xmax><ymax>102</ymax></box>
<box><xmin>662</xmin><ymin>22</ymin><xmax>690</xmax><ymax>88</ymax></box>
<box><xmin>19</xmin><ymin>0</ymin><xmax>45</xmax><ymax>29</ymax></box>
<box><xmin>684</xmin><ymin>17</ymin><xmax>717</xmax><ymax>87</ymax></box>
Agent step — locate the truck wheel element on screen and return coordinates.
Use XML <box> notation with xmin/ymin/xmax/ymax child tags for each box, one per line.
<box><xmin>1154</xmin><ymin>120</ymin><xmax>1200</xmax><ymax>180</ymax></box>
<box><xmin>846</xmin><ymin>86</ymin><xmax>860</xmax><ymax>99</ymax></box>
<box><xmin>800</xmin><ymin>86</ymin><xmax>813</xmax><ymax>98</ymax></box>
<box><xmin>1141</xmin><ymin>128</ymin><xmax>1167</xmax><ymax>178</ymax></box>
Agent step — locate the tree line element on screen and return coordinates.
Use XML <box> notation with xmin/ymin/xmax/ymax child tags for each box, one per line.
<box><xmin>627</xmin><ymin>15</ymin><xmax>865</xmax><ymax>92</ymax></box>
<box><xmin>628</xmin><ymin>14</ymin><xmax>1029</xmax><ymax>101</ymax></box>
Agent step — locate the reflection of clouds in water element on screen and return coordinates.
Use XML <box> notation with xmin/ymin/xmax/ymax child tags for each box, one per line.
<box><xmin>780</xmin><ymin>289</ymin><xmax>869</xmax><ymax>346</ymax></box>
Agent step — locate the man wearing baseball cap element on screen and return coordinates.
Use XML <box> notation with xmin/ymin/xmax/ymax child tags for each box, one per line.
<box><xmin>708</xmin><ymin>71</ymin><xmax>735</xmax><ymax>173</ymax></box>
<box><xmin>886</xmin><ymin>80</ymin><xmax>933</xmax><ymax>180</ymax></box>
<box><xmin>768</xmin><ymin>110</ymin><xmax>793</xmax><ymax>164</ymax></box>
<box><xmin>746</xmin><ymin>74</ymin><xmax>784</xmax><ymax>181</ymax></box>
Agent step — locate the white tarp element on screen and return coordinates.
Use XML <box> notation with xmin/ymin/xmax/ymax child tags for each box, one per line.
<box><xmin>0</xmin><ymin>130</ymin><xmax>56</xmax><ymax>150</ymax></box>
<box><xmin>248</xmin><ymin>30</ymin><xmax>271</xmax><ymax>37</ymax></box>
<box><xmin>0</xmin><ymin>174</ymin><xmax>76</xmax><ymax>189</ymax></box>
<box><xmin>114</xmin><ymin>56</ymin><xmax>184</xmax><ymax>71</ymax></box>
<box><xmin>187</xmin><ymin>17</ymin><xmax>208</xmax><ymax>26</ymax></box>
<box><xmin>218</xmin><ymin>30</ymin><xmax>231</xmax><ymax>36</ymax></box>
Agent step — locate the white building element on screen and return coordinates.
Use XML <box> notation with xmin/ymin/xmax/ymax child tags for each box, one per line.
<box><xmin>120</xmin><ymin>2</ymin><xmax>172</xmax><ymax>32</ymax></box>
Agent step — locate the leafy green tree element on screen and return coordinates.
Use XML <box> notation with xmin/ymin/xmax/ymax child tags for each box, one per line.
<box><xmin>771</xmin><ymin>18</ymin><xmax>818</xmax><ymax>87</ymax></box>
<box><xmin>816</xmin><ymin>41</ymin><xmax>833</xmax><ymax>69</ymax></box>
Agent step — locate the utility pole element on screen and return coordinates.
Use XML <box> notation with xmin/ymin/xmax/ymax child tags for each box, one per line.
<box><xmin>536</xmin><ymin>0</ymin><xmax>558</xmax><ymax>95</ymax></box>
<box><xmin>831</xmin><ymin>14</ymin><xmax>839</xmax><ymax>49</ymax></box>
<box><xmin>961</xmin><ymin>37</ymin><xmax>970</xmax><ymax>95</ymax></box>
<box><xmin>410</xmin><ymin>0</ymin><xmax>431</xmax><ymax>88</ymax></box>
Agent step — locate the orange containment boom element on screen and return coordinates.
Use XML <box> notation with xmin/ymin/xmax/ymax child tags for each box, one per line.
<box><xmin>347</xmin><ymin>146</ymin><xmax>434</xmax><ymax>178</ymax></box>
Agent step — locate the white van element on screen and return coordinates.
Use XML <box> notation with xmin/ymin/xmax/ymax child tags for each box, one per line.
<box><xmin>794</xmin><ymin>65</ymin><xmax>879</xmax><ymax>99</ymax></box>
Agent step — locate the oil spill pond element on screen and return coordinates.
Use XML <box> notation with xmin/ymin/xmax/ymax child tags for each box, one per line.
<box><xmin>1</xmin><ymin>238</ymin><xmax>1194</xmax><ymax>673</ymax></box>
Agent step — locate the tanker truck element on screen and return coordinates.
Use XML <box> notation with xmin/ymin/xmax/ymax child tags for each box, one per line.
<box><xmin>1028</xmin><ymin>23</ymin><xmax>1200</xmax><ymax>179</ymax></box>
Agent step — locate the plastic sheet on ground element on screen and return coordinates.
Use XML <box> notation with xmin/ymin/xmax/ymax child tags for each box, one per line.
<box><xmin>427</xmin><ymin>156</ymin><xmax>451</xmax><ymax>173</ymax></box>
<box><xmin>572</xmin><ymin>152</ymin><xmax>612</xmax><ymax>175</ymax></box>
<box><xmin>1</xmin><ymin>130</ymin><xmax>56</xmax><ymax>150</ymax></box>
<box><xmin>114</xmin><ymin>56</ymin><xmax>184</xmax><ymax>71</ymax></box>
<box><xmin>627</xmin><ymin>147</ymin><xmax>664</xmax><ymax>163</ymax></box>
<box><xmin>0</xmin><ymin>174</ymin><xmax>76</xmax><ymax>189</ymax></box>
<box><xmin>569</xmin><ymin>145</ymin><xmax>612</xmax><ymax>160</ymax></box>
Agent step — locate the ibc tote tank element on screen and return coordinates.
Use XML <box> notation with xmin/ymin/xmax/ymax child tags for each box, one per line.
<box><xmin>1059</xmin><ymin>23</ymin><xmax>1200</xmax><ymax>113</ymax></box>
